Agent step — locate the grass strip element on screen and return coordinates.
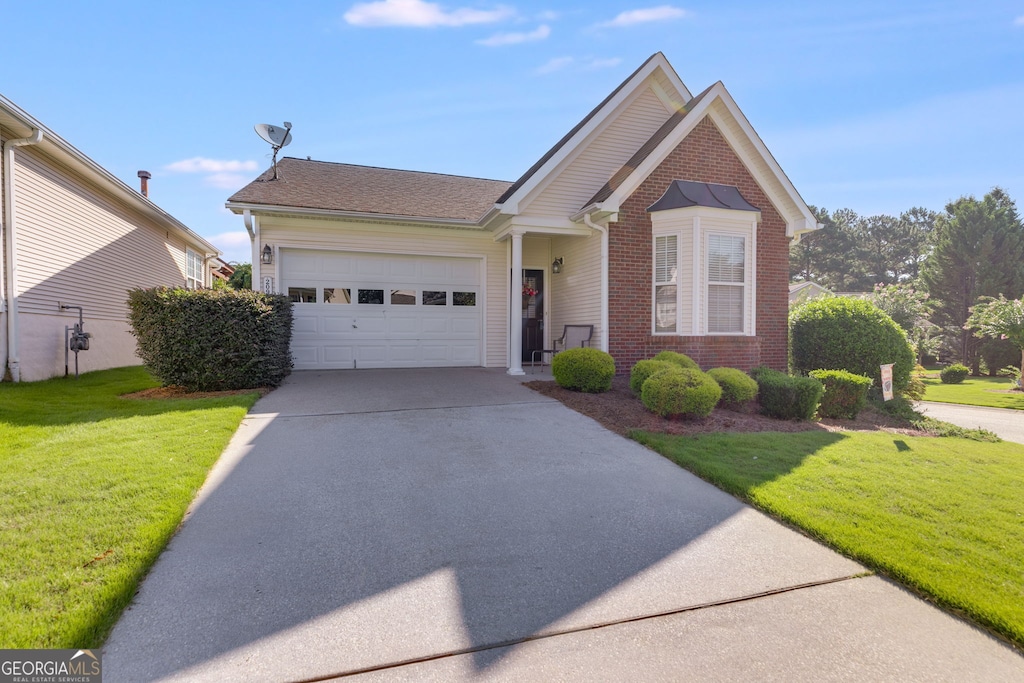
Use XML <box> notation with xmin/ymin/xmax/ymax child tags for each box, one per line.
<box><xmin>920</xmin><ymin>374</ymin><xmax>1024</xmax><ymax>410</ymax></box>
<box><xmin>0</xmin><ymin>366</ymin><xmax>260</xmax><ymax>648</ymax></box>
<box><xmin>632</xmin><ymin>429</ymin><xmax>1024</xmax><ymax>647</ymax></box>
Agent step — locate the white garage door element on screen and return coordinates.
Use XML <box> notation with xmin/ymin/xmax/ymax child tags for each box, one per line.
<box><xmin>281</xmin><ymin>249</ymin><xmax>483</xmax><ymax>369</ymax></box>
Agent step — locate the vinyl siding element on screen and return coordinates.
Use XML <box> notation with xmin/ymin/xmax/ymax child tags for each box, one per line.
<box><xmin>522</xmin><ymin>85</ymin><xmax>673</xmax><ymax>218</ymax></box>
<box><xmin>259</xmin><ymin>215</ymin><xmax>509</xmax><ymax>368</ymax></box>
<box><xmin>13</xmin><ymin>147</ymin><xmax>189</xmax><ymax>321</ymax></box>
<box><xmin>549</xmin><ymin>234</ymin><xmax>601</xmax><ymax>346</ymax></box>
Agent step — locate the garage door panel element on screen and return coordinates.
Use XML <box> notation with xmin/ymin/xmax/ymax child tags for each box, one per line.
<box><xmin>283</xmin><ymin>249</ymin><xmax>482</xmax><ymax>370</ymax></box>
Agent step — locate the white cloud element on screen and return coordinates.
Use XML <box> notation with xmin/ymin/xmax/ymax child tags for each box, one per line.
<box><xmin>536</xmin><ymin>10</ymin><xmax>559</xmax><ymax>21</ymax></box>
<box><xmin>208</xmin><ymin>230</ymin><xmax>252</xmax><ymax>248</ymax></box>
<box><xmin>165</xmin><ymin>157</ymin><xmax>259</xmax><ymax>174</ymax></box>
<box><xmin>1014</xmin><ymin>15</ymin><xmax>1024</xmax><ymax>26</ymax></box>
<box><xmin>344</xmin><ymin>0</ymin><xmax>514</xmax><ymax>27</ymax></box>
<box><xmin>205</xmin><ymin>173</ymin><xmax>254</xmax><ymax>190</ymax></box>
<box><xmin>476</xmin><ymin>24</ymin><xmax>550</xmax><ymax>46</ymax></box>
<box><xmin>536</xmin><ymin>56</ymin><xmax>573</xmax><ymax>74</ymax></box>
<box><xmin>586</xmin><ymin>57</ymin><xmax>622</xmax><ymax>69</ymax></box>
<box><xmin>598</xmin><ymin>5</ymin><xmax>688</xmax><ymax>28</ymax></box>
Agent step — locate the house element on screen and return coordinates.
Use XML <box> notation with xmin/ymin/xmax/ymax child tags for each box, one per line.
<box><xmin>1</xmin><ymin>95</ymin><xmax>220</xmax><ymax>381</ymax></box>
<box><xmin>789</xmin><ymin>281</ymin><xmax>832</xmax><ymax>306</ymax></box>
<box><xmin>227</xmin><ymin>53</ymin><xmax>820</xmax><ymax>375</ymax></box>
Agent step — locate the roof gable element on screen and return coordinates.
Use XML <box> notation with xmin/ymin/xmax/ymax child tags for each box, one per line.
<box><xmin>495</xmin><ymin>52</ymin><xmax>691</xmax><ymax>214</ymax></box>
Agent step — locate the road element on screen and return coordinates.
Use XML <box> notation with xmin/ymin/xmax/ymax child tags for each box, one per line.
<box><xmin>917</xmin><ymin>401</ymin><xmax>1024</xmax><ymax>445</ymax></box>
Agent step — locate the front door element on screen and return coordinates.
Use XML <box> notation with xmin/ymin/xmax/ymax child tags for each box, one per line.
<box><xmin>522</xmin><ymin>269</ymin><xmax>544</xmax><ymax>362</ymax></box>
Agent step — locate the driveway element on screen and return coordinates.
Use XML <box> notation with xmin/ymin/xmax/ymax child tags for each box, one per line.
<box><xmin>103</xmin><ymin>369</ymin><xmax>1023</xmax><ymax>681</ymax></box>
<box><xmin>917</xmin><ymin>401</ymin><xmax>1024</xmax><ymax>444</ymax></box>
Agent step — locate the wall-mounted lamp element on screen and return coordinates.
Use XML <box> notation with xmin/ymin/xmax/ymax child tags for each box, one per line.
<box><xmin>261</xmin><ymin>244</ymin><xmax>273</xmax><ymax>265</ymax></box>
<box><xmin>552</xmin><ymin>257</ymin><xmax>564</xmax><ymax>274</ymax></box>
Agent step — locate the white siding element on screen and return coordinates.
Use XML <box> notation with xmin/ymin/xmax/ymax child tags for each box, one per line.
<box><xmin>522</xmin><ymin>86</ymin><xmax>673</xmax><ymax>218</ymax></box>
<box><xmin>549</xmin><ymin>234</ymin><xmax>601</xmax><ymax>346</ymax></box>
<box><xmin>14</xmin><ymin>147</ymin><xmax>189</xmax><ymax>320</ymax></box>
<box><xmin>259</xmin><ymin>215</ymin><xmax>509</xmax><ymax>368</ymax></box>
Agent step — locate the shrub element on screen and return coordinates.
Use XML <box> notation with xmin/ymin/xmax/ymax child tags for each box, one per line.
<box><xmin>790</xmin><ymin>297</ymin><xmax>915</xmax><ymax>394</ymax></box>
<box><xmin>903</xmin><ymin>373</ymin><xmax>927</xmax><ymax>401</ymax></box>
<box><xmin>940</xmin><ymin>363</ymin><xmax>970</xmax><ymax>384</ymax></box>
<box><xmin>629</xmin><ymin>359</ymin><xmax>676</xmax><ymax>396</ymax></box>
<box><xmin>127</xmin><ymin>287</ymin><xmax>293</xmax><ymax>391</ymax></box>
<box><xmin>640</xmin><ymin>367</ymin><xmax>722</xmax><ymax>418</ymax></box>
<box><xmin>707</xmin><ymin>367</ymin><xmax>758</xmax><ymax>406</ymax></box>
<box><xmin>652</xmin><ymin>350</ymin><xmax>700</xmax><ymax>371</ymax></box>
<box><xmin>552</xmin><ymin>347</ymin><xmax>615</xmax><ymax>393</ymax></box>
<box><xmin>979</xmin><ymin>338</ymin><xmax>1020</xmax><ymax>376</ymax></box>
<box><xmin>754</xmin><ymin>368</ymin><xmax>824</xmax><ymax>420</ymax></box>
<box><xmin>809</xmin><ymin>369</ymin><xmax>873</xmax><ymax>419</ymax></box>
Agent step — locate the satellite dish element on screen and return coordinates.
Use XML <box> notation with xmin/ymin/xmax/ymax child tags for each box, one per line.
<box><xmin>254</xmin><ymin>121</ymin><xmax>293</xmax><ymax>180</ymax></box>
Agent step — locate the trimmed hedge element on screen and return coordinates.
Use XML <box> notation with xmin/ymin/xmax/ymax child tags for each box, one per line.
<box><xmin>127</xmin><ymin>287</ymin><xmax>293</xmax><ymax>391</ymax></box>
<box><xmin>753</xmin><ymin>367</ymin><xmax>824</xmax><ymax>420</ymax></box>
<box><xmin>707</xmin><ymin>367</ymin><xmax>758</xmax><ymax>407</ymax></box>
<box><xmin>552</xmin><ymin>347</ymin><xmax>615</xmax><ymax>393</ymax></box>
<box><xmin>652</xmin><ymin>350</ymin><xmax>700</xmax><ymax>371</ymax></box>
<box><xmin>640</xmin><ymin>367</ymin><xmax>722</xmax><ymax>418</ymax></box>
<box><xmin>809</xmin><ymin>369</ymin><xmax>872</xmax><ymax>419</ymax></box>
<box><xmin>630</xmin><ymin>359</ymin><xmax>676</xmax><ymax>396</ymax></box>
<box><xmin>790</xmin><ymin>297</ymin><xmax>914</xmax><ymax>394</ymax></box>
<box><xmin>940</xmin><ymin>363</ymin><xmax>970</xmax><ymax>384</ymax></box>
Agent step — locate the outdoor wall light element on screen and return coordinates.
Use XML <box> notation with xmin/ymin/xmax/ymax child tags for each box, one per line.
<box><xmin>552</xmin><ymin>257</ymin><xmax>563</xmax><ymax>274</ymax></box>
<box><xmin>261</xmin><ymin>244</ymin><xmax>273</xmax><ymax>265</ymax></box>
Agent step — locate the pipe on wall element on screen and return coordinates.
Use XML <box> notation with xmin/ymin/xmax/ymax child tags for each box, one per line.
<box><xmin>3</xmin><ymin>128</ymin><xmax>44</xmax><ymax>382</ymax></box>
<box><xmin>582</xmin><ymin>213</ymin><xmax>610</xmax><ymax>353</ymax></box>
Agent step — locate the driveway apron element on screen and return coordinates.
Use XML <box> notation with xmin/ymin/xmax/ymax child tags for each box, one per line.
<box><xmin>103</xmin><ymin>369</ymin><xmax>1024</xmax><ymax>682</ymax></box>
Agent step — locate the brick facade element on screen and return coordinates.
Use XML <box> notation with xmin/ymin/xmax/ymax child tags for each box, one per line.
<box><xmin>608</xmin><ymin>115</ymin><xmax>790</xmax><ymax>372</ymax></box>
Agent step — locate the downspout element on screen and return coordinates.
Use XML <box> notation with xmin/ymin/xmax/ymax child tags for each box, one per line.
<box><xmin>582</xmin><ymin>213</ymin><xmax>610</xmax><ymax>353</ymax></box>
<box><xmin>243</xmin><ymin>209</ymin><xmax>259</xmax><ymax>290</ymax></box>
<box><xmin>3</xmin><ymin>128</ymin><xmax>44</xmax><ymax>382</ymax></box>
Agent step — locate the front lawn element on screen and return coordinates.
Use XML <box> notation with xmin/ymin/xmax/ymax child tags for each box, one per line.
<box><xmin>633</xmin><ymin>430</ymin><xmax>1024</xmax><ymax>647</ymax></box>
<box><xmin>0</xmin><ymin>366</ymin><xmax>260</xmax><ymax>648</ymax></box>
<box><xmin>920</xmin><ymin>374</ymin><xmax>1024</xmax><ymax>410</ymax></box>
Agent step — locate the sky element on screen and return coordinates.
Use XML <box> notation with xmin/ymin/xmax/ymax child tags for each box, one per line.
<box><xmin>3</xmin><ymin>1</ymin><xmax>1023</xmax><ymax>263</ymax></box>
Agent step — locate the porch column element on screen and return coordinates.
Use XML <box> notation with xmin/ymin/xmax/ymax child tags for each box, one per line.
<box><xmin>508</xmin><ymin>230</ymin><xmax>525</xmax><ymax>375</ymax></box>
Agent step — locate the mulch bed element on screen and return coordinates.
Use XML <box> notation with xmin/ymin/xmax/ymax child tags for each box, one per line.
<box><xmin>122</xmin><ymin>386</ymin><xmax>271</xmax><ymax>400</ymax></box>
<box><xmin>525</xmin><ymin>375</ymin><xmax>920</xmax><ymax>437</ymax></box>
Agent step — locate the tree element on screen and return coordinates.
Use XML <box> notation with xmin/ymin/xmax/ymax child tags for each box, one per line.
<box><xmin>227</xmin><ymin>263</ymin><xmax>252</xmax><ymax>290</ymax></box>
<box><xmin>921</xmin><ymin>188</ymin><xmax>1024</xmax><ymax>373</ymax></box>
<box><xmin>869</xmin><ymin>283</ymin><xmax>932</xmax><ymax>363</ymax></box>
<box><xmin>789</xmin><ymin>207</ymin><xmax>866</xmax><ymax>291</ymax></box>
<box><xmin>966</xmin><ymin>295</ymin><xmax>1024</xmax><ymax>388</ymax></box>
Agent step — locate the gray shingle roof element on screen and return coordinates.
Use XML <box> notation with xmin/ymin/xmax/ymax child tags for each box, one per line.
<box><xmin>227</xmin><ymin>158</ymin><xmax>512</xmax><ymax>222</ymax></box>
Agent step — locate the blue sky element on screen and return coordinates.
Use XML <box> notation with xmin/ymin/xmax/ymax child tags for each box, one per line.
<box><xmin>5</xmin><ymin>1</ymin><xmax>1023</xmax><ymax>262</ymax></box>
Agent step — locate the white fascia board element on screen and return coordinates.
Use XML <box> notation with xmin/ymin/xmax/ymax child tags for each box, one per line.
<box><xmin>492</xmin><ymin>217</ymin><xmax>592</xmax><ymax>242</ymax></box>
<box><xmin>0</xmin><ymin>94</ymin><xmax>217</xmax><ymax>255</ymax></box>
<box><xmin>652</xmin><ymin>204</ymin><xmax>762</xmax><ymax>223</ymax></box>
<box><xmin>499</xmin><ymin>54</ymin><xmax>683</xmax><ymax>215</ymax></box>
<box><xmin>225</xmin><ymin>201</ymin><xmax>487</xmax><ymax>230</ymax></box>
<box><xmin>598</xmin><ymin>83</ymin><xmax>818</xmax><ymax>238</ymax></box>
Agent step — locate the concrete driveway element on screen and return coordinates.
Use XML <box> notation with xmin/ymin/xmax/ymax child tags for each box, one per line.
<box><xmin>917</xmin><ymin>401</ymin><xmax>1024</xmax><ymax>445</ymax></box>
<box><xmin>103</xmin><ymin>369</ymin><xmax>1023</xmax><ymax>681</ymax></box>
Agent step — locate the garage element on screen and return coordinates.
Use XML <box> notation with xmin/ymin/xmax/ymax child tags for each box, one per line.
<box><xmin>281</xmin><ymin>249</ymin><xmax>483</xmax><ymax>369</ymax></box>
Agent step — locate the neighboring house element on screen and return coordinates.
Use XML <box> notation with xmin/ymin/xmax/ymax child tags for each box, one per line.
<box><xmin>789</xmin><ymin>281</ymin><xmax>832</xmax><ymax>306</ymax></box>
<box><xmin>227</xmin><ymin>53</ymin><xmax>820</xmax><ymax>375</ymax></box>
<box><xmin>212</xmin><ymin>258</ymin><xmax>236</xmax><ymax>284</ymax></box>
<box><xmin>1</xmin><ymin>95</ymin><xmax>219</xmax><ymax>382</ymax></box>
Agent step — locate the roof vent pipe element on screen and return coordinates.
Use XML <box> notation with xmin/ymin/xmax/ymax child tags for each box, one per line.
<box><xmin>137</xmin><ymin>170</ymin><xmax>151</xmax><ymax>197</ymax></box>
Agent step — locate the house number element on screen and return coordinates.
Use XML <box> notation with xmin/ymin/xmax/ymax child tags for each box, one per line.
<box><xmin>262</xmin><ymin>276</ymin><xmax>274</xmax><ymax>294</ymax></box>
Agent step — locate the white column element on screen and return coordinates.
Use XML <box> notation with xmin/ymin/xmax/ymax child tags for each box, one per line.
<box><xmin>508</xmin><ymin>231</ymin><xmax>525</xmax><ymax>375</ymax></box>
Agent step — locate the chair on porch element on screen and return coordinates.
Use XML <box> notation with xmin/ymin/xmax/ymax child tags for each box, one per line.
<box><xmin>531</xmin><ymin>325</ymin><xmax>594</xmax><ymax>370</ymax></box>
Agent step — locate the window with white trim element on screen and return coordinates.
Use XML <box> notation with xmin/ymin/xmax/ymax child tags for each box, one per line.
<box><xmin>706</xmin><ymin>234</ymin><xmax>745</xmax><ymax>333</ymax></box>
<box><xmin>654</xmin><ymin>235</ymin><xmax>677</xmax><ymax>333</ymax></box>
<box><xmin>186</xmin><ymin>249</ymin><xmax>204</xmax><ymax>290</ymax></box>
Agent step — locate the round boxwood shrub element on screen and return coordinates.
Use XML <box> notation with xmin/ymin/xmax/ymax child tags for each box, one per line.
<box><xmin>940</xmin><ymin>363</ymin><xmax>970</xmax><ymax>384</ymax></box>
<box><xmin>641</xmin><ymin>367</ymin><xmax>722</xmax><ymax>418</ymax></box>
<box><xmin>652</xmin><ymin>350</ymin><xmax>700</xmax><ymax>371</ymax></box>
<box><xmin>707</xmin><ymin>367</ymin><xmax>758</xmax><ymax>406</ymax></box>
<box><xmin>790</xmin><ymin>297</ymin><xmax>914</xmax><ymax>394</ymax></box>
<box><xmin>630</xmin><ymin>359</ymin><xmax>676</xmax><ymax>396</ymax></box>
<box><xmin>552</xmin><ymin>347</ymin><xmax>616</xmax><ymax>393</ymax></box>
<box><xmin>753</xmin><ymin>367</ymin><xmax>824</xmax><ymax>421</ymax></box>
<box><xmin>809</xmin><ymin>369</ymin><xmax>873</xmax><ymax>419</ymax></box>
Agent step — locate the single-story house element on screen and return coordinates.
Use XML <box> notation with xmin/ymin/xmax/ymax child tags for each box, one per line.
<box><xmin>789</xmin><ymin>281</ymin><xmax>832</xmax><ymax>306</ymax></box>
<box><xmin>1</xmin><ymin>94</ymin><xmax>220</xmax><ymax>381</ymax></box>
<box><xmin>228</xmin><ymin>53</ymin><xmax>820</xmax><ymax>375</ymax></box>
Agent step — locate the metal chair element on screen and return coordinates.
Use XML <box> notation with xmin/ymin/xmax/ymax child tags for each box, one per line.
<box><xmin>531</xmin><ymin>324</ymin><xmax>594</xmax><ymax>370</ymax></box>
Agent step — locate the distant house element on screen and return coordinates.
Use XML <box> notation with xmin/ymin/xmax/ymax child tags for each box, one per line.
<box><xmin>789</xmin><ymin>281</ymin><xmax>832</xmax><ymax>306</ymax></box>
<box><xmin>228</xmin><ymin>53</ymin><xmax>820</xmax><ymax>374</ymax></box>
<box><xmin>1</xmin><ymin>95</ymin><xmax>219</xmax><ymax>381</ymax></box>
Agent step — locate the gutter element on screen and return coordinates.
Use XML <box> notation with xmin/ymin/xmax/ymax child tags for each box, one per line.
<box><xmin>226</xmin><ymin>201</ymin><xmax>487</xmax><ymax>230</ymax></box>
<box><xmin>3</xmin><ymin>128</ymin><xmax>44</xmax><ymax>382</ymax></box>
<box><xmin>581</xmin><ymin>212</ymin><xmax>610</xmax><ymax>353</ymax></box>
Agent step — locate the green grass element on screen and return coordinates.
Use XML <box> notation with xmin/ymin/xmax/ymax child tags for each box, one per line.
<box><xmin>632</xmin><ymin>430</ymin><xmax>1024</xmax><ymax>647</ymax></box>
<box><xmin>920</xmin><ymin>374</ymin><xmax>1024</xmax><ymax>410</ymax></box>
<box><xmin>0</xmin><ymin>366</ymin><xmax>260</xmax><ymax>648</ymax></box>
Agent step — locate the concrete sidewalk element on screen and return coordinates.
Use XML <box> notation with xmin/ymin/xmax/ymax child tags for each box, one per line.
<box><xmin>103</xmin><ymin>369</ymin><xmax>1023</xmax><ymax>681</ymax></box>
